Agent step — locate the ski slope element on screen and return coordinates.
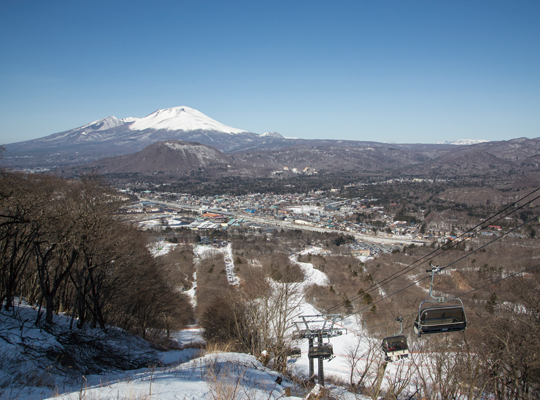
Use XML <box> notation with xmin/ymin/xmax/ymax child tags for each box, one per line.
<box><xmin>2</xmin><ymin>245</ymin><xmax>420</xmax><ymax>400</ymax></box>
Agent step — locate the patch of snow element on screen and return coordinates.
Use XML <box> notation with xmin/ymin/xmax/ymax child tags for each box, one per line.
<box><xmin>355</xmin><ymin>255</ymin><xmax>373</xmax><ymax>263</ymax></box>
<box><xmin>149</xmin><ymin>241</ymin><xmax>177</xmax><ymax>257</ymax></box>
<box><xmin>171</xmin><ymin>326</ymin><xmax>205</xmax><ymax>349</ymax></box>
<box><xmin>78</xmin><ymin>116</ymin><xmax>127</xmax><ymax>131</ymax></box>
<box><xmin>185</xmin><ymin>269</ymin><xmax>198</xmax><ymax>308</ymax></box>
<box><xmin>223</xmin><ymin>243</ymin><xmax>240</xmax><ymax>285</ymax></box>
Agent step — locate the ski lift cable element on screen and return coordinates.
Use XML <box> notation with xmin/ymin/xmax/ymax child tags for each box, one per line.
<box><xmin>341</xmin><ymin>213</ymin><xmax>540</xmax><ymax>319</ymax></box>
<box><xmin>327</xmin><ymin>192</ymin><xmax>540</xmax><ymax>311</ymax></box>
<box><xmin>362</xmin><ymin>313</ymin><xmax>417</xmax><ymax>332</ymax></box>
<box><xmin>456</xmin><ymin>261</ymin><xmax>540</xmax><ymax>300</ymax></box>
<box><xmin>334</xmin><ymin>190</ymin><xmax>540</xmax><ymax>310</ymax></box>
<box><xmin>437</xmin><ymin>212</ymin><xmax>540</xmax><ymax>273</ymax></box>
<box><xmin>357</xmin><ymin>262</ymin><xmax>540</xmax><ymax>334</ymax></box>
<box><xmin>325</xmin><ymin>189</ymin><xmax>540</xmax><ymax>314</ymax></box>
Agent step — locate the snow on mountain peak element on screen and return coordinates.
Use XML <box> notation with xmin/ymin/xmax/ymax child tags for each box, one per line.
<box><xmin>79</xmin><ymin>116</ymin><xmax>125</xmax><ymax>131</ymax></box>
<box><xmin>437</xmin><ymin>139</ymin><xmax>489</xmax><ymax>145</ymax></box>
<box><xmin>129</xmin><ymin>106</ymin><xmax>248</xmax><ymax>134</ymax></box>
<box><xmin>261</xmin><ymin>131</ymin><xmax>284</xmax><ymax>138</ymax></box>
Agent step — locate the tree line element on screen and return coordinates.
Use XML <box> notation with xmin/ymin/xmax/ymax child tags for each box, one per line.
<box><xmin>0</xmin><ymin>170</ymin><xmax>191</xmax><ymax>338</ymax></box>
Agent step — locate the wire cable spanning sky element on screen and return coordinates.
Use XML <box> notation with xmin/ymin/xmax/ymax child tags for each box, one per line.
<box><xmin>1</xmin><ymin>1</ymin><xmax>539</xmax><ymax>145</ymax></box>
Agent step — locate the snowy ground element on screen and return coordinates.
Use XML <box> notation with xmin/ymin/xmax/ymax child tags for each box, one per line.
<box><xmin>149</xmin><ymin>240</ymin><xmax>178</xmax><ymax>257</ymax></box>
<box><xmin>194</xmin><ymin>242</ymin><xmax>239</xmax><ymax>285</ymax></box>
<box><xmin>171</xmin><ymin>325</ymin><xmax>205</xmax><ymax>348</ymax></box>
<box><xmin>51</xmin><ymin>352</ymin><xmax>300</xmax><ymax>400</ymax></box>
<box><xmin>290</xmin><ymin>247</ymin><xmax>330</xmax><ymax>287</ymax></box>
<box><xmin>0</xmin><ymin>304</ymin><xmax>304</xmax><ymax>400</ymax></box>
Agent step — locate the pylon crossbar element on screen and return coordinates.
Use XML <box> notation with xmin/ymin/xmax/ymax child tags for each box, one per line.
<box><xmin>293</xmin><ymin>314</ymin><xmax>346</xmax><ymax>339</ymax></box>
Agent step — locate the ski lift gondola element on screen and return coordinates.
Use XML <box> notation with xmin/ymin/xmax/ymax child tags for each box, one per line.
<box><xmin>414</xmin><ymin>265</ymin><xmax>467</xmax><ymax>337</ymax></box>
<box><xmin>382</xmin><ymin>317</ymin><xmax>409</xmax><ymax>362</ymax></box>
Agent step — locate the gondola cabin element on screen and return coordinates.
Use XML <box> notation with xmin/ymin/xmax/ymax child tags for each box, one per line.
<box><xmin>308</xmin><ymin>344</ymin><xmax>333</xmax><ymax>359</ymax></box>
<box><xmin>381</xmin><ymin>335</ymin><xmax>409</xmax><ymax>362</ymax></box>
<box><xmin>414</xmin><ymin>305</ymin><xmax>467</xmax><ymax>336</ymax></box>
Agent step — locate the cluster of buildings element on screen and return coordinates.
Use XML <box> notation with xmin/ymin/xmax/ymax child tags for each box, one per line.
<box><xmin>127</xmin><ymin>191</ymin><xmax>424</xmax><ymax>244</ymax></box>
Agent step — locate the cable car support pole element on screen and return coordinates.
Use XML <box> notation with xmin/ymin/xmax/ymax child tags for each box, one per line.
<box><xmin>293</xmin><ymin>314</ymin><xmax>345</xmax><ymax>386</ymax></box>
<box><xmin>426</xmin><ymin>264</ymin><xmax>445</xmax><ymax>303</ymax></box>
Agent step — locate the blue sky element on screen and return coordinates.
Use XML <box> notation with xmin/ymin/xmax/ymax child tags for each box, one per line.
<box><xmin>1</xmin><ymin>0</ymin><xmax>539</xmax><ymax>144</ymax></box>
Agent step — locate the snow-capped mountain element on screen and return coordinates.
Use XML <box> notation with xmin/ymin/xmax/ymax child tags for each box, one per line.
<box><xmin>4</xmin><ymin>106</ymin><xmax>270</xmax><ymax>168</ymax></box>
<box><xmin>9</xmin><ymin>106</ymin><xmax>536</xmax><ymax>180</ymax></box>
<box><xmin>437</xmin><ymin>139</ymin><xmax>489</xmax><ymax>145</ymax></box>
<box><xmin>261</xmin><ymin>131</ymin><xmax>284</xmax><ymax>138</ymax></box>
<box><xmin>129</xmin><ymin>106</ymin><xmax>248</xmax><ymax>134</ymax></box>
<box><xmin>36</xmin><ymin>106</ymin><xmax>249</xmax><ymax>145</ymax></box>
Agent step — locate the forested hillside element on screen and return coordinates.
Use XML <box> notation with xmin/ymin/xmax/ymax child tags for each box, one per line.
<box><xmin>0</xmin><ymin>171</ymin><xmax>192</xmax><ymax>338</ymax></box>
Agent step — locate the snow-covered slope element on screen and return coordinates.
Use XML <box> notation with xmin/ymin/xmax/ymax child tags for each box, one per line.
<box><xmin>49</xmin><ymin>352</ymin><xmax>295</xmax><ymax>400</ymax></box>
<box><xmin>80</xmin><ymin>116</ymin><xmax>130</xmax><ymax>131</ymax></box>
<box><xmin>130</xmin><ymin>106</ymin><xmax>248</xmax><ymax>134</ymax></box>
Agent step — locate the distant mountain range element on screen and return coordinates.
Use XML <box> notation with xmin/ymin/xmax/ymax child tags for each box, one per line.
<box><xmin>2</xmin><ymin>106</ymin><xmax>540</xmax><ymax>184</ymax></box>
<box><xmin>0</xmin><ymin>106</ymin><xmax>485</xmax><ymax>168</ymax></box>
<box><xmin>2</xmin><ymin>106</ymin><xmax>265</xmax><ymax>168</ymax></box>
<box><xmin>437</xmin><ymin>139</ymin><xmax>489</xmax><ymax>145</ymax></box>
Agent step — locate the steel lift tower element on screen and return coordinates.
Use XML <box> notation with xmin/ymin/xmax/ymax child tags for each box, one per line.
<box><xmin>293</xmin><ymin>314</ymin><xmax>346</xmax><ymax>386</ymax></box>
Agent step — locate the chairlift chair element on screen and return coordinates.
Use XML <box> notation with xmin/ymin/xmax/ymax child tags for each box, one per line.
<box><xmin>414</xmin><ymin>265</ymin><xmax>467</xmax><ymax>337</ymax></box>
<box><xmin>382</xmin><ymin>317</ymin><xmax>409</xmax><ymax>362</ymax></box>
<box><xmin>308</xmin><ymin>343</ymin><xmax>334</xmax><ymax>359</ymax></box>
<box><xmin>414</xmin><ymin>304</ymin><xmax>467</xmax><ymax>335</ymax></box>
<box><xmin>288</xmin><ymin>347</ymin><xmax>302</xmax><ymax>358</ymax></box>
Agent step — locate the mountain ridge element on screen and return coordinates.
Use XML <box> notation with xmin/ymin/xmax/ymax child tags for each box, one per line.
<box><xmin>2</xmin><ymin>106</ymin><xmax>263</xmax><ymax>168</ymax></box>
<box><xmin>3</xmin><ymin>106</ymin><xmax>540</xmax><ymax>182</ymax></box>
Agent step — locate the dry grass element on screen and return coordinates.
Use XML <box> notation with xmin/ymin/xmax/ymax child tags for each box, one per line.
<box><xmin>203</xmin><ymin>341</ymin><xmax>239</xmax><ymax>355</ymax></box>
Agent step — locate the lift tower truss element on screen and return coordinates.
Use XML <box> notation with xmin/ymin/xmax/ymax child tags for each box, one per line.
<box><xmin>292</xmin><ymin>314</ymin><xmax>346</xmax><ymax>386</ymax></box>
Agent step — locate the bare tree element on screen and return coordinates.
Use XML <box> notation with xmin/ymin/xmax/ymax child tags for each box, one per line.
<box><xmin>1</xmin><ymin>170</ymin><xmax>193</xmax><ymax>338</ymax></box>
<box><xmin>345</xmin><ymin>329</ymin><xmax>380</xmax><ymax>393</ymax></box>
<box><xmin>383</xmin><ymin>358</ymin><xmax>415</xmax><ymax>400</ymax></box>
<box><xmin>0</xmin><ymin>172</ymin><xmax>45</xmax><ymax>310</ymax></box>
<box><xmin>411</xmin><ymin>334</ymin><xmax>491</xmax><ymax>400</ymax></box>
<box><xmin>261</xmin><ymin>278</ymin><xmax>304</xmax><ymax>372</ymax></box>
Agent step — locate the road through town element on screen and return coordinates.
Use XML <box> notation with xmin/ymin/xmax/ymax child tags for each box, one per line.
<box><xmin>144</xmin><ymin>199</ymin><xmax>423</xmax><ymax>246</ymax></box>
